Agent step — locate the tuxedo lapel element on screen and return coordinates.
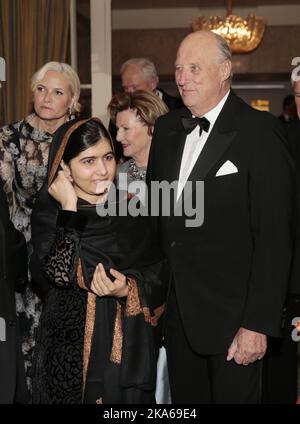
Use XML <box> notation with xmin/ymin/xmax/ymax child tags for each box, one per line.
<box><xmin>172</xmin><ymin>91</ymin><xmax>238</xmax><ymax>216</ymax></box>
<box><xmin>162</xmin><ymin>107</ymin><xmax>191</xmax><ymax>185</ymax></box>
<box><xmin>188</xmin><ymin>125</ymin><xmax>237</xmax><ymax>183</ymax></box>
<box><xmin>188</xmin><ymin>90</ymin><xmax>238</xmax><ymax>182</ymax></box>
<box><xmin>163</xmin><ymin>127</ymin><xmax>186</xmax><ymax>218</ymax></box>
<box><xmin>172</xmin><ymin>127</ymin><xmax>236</xmax><ymax>218</ymax></box>
<box><xmin>155</xmin><ymin>108</ymin><xmax>189</xmax><ymax>218</ymax></box>
<box><xmin>165</xmin><ymin>128</ymin><xmax>186</xmax><ymax>184</ymax></box>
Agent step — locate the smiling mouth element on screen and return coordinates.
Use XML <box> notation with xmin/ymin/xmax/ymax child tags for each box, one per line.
<box><xmin>94</xmin><ymin>180</ymin><xmax>109</xmax><ymax>184</ymax></box>
<box><xmin>94</xmin><ymin>180</ymin><xmax>111</xmax><ymax>194</ymax></box>
<box><xmin>97</xmin><ymin>186</ymin><xmax>108</xmax><ymax>195</ymax></box>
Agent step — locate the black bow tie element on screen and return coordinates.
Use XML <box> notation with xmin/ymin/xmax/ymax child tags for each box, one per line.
<box><xmin>181</xmin><ymin>116</ymin><xmax>210</xmax><ymax>136</ymax></box>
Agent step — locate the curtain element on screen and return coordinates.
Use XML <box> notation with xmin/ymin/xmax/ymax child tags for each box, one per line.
<box><xmin>0</xmin><ymin>0</ymin><xmax>70</xmax><ymax>125</ymax></box>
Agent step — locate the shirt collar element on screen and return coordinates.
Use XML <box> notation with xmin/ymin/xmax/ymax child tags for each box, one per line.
<box><xmin>193</xmin><ymin>90</ymin><xmax>230</xmax><ymax>131</ymax></box>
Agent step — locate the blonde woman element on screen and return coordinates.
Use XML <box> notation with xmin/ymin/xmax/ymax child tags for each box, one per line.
<box><xmin>0</xmin><ymin>61</ymin><xmax>81</xmax><ymax>393</ymax></box>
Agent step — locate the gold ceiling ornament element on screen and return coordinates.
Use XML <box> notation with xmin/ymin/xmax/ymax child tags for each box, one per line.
<box><xmin>191</xmin><ymin>0</ymin><xmax>266</xmax><ymax>54</ymax></box>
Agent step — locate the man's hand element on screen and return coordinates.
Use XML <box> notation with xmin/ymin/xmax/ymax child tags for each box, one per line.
<box><xmin>227</xmin><ymin>327</ymin><xmax>267</xmax><ymax>366</ymax></box>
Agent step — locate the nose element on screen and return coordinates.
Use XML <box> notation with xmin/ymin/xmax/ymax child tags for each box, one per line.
<box><xmin>44</xmin><ymin>90</ymin><xmax>52</xmax><ymax>103</ymax></box>
<box><xmin>95</xmin><ymin>159</ymin><xmax>108</xmax><ymax>176</ymax></box>
<box><xmin>176</xmin><ymin>68</ymin><xmax>188</xmax><ymax>87</ymax></box>
<box><xmin>116</xmin><ymin>127</ymin><xmax>123</xmax><ymax>142</ymax></box>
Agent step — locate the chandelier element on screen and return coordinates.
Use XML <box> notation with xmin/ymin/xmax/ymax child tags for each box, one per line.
<box><xmin>191</xmin><ymin>0</ymin><xmax>266</xmax><ymax>54</ymax></box>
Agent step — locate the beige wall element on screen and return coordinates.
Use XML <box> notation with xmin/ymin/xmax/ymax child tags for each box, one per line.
<box><xmin>112</xmin><ymin>25</ymin><xmax>300</xmax><ymax>77</ymax></box>
<box><xmin>77</xmin><ymin>1</ymin><xmax>300</xmax><ymax>116</ymax></box>
<box><xmin>111</xmin><ymin>24</ymin><xmax>298</xmax><ymax>116</ymax></box>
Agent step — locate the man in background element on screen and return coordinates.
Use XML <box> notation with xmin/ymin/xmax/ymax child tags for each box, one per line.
<box><xmin>263</xmin><ymin>73</ymin><xmax>300</xmax><ymax>404</ymax></box>
<box><xmin>120</xmin><ymin>57</ymin><xmax>183</xmax><ymax>110</ymax></box>
<box><xmin>278</xmin><ymin>94</ymin><xmax>297</xmax><ymax>125</ymax></box>
<box><xmin>110</xmin><ymin>58</ymin><xmax>183</xmax><ymax>162</ymax></box>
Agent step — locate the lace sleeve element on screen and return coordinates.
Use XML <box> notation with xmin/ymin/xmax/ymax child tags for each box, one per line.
<box><xmin>42</xmin><ymin>228</ymin><xmax>79</xmax><ymax>288</ymax></box>
<box><xmin>0</xmin><ymin>125</ymin><xmax>15</xmax><ymax>205</ymax></box>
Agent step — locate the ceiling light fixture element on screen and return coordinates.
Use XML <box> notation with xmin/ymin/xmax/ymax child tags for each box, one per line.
<box><xmin>191</xmin><ymin>0</ymin><xmax>266</xmax><ymax>54</ymax></box>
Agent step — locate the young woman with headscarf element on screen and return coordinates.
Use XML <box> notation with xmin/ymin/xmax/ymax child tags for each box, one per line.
<box><xmin>30</xmin><ymin>118</ymin><xmax>168</xmax><ymax>404</ymax></box>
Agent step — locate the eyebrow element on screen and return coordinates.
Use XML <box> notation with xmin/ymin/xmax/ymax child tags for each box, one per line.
<box><xmin>174</xmin><ymin>62</ymin><xmax>200</xmax><ymax>66</ymax></box>
<box><xmin>79</xmin><ymin>156</ymin><xmax>96</xmax><ymax>161</ymax></box>
<box><xmin>37</xmin><ymin>83</ymin><xmax>65</xmax><ymax>90</ymax></box>
<box><xmin>79</xmin><ymin>150</ymin><xmax>114</xmax><ymax>161</ymax></box>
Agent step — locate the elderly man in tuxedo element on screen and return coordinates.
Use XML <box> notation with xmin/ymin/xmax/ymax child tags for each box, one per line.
<box><xmin>147</xmin><ymin>30</ymin><xmax>293</xmax><ymax>403</ymax></box>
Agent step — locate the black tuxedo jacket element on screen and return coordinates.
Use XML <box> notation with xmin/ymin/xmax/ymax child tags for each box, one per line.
<box><xmin>0</xmin><ymin>181</ymin><xmax>28</xmax><ymax>403</ymax></box>
<box><xmin>287</xmin><ymin>119</ymin><xmax>300</xmax><ymax>295</ymax></box>
<box><xmin>147</xmin><ymin>90</ymin><xmax>294</xmax><ymax>354</ymax></box>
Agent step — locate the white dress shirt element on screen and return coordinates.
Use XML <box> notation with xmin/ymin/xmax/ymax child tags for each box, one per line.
<box><xmin>177</xmin><ymin>91</ymin><xmax>230</xmax><ymax>200</ymax></box>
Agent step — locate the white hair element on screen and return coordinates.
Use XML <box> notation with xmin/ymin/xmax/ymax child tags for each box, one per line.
<box><xmin>120</xmin><ymin>58</ymin><xmax>159</xmax><ymax>85</ymax></box>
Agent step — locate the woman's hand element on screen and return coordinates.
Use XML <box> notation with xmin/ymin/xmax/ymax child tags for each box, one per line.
<box><xmin>48</xmin><ymin>168</ymin><xmax>77</xmax><ymax>211</ymax></box>
<box><xmin>91</xmin><ymin>263</ymin><xmax>128</xmax><ymax>298</ymax></box>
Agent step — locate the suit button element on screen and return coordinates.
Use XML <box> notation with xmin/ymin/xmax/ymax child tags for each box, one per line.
<box><xmin>170</xmin><ymin>241</ymin><xmax>176</xmax><ymax>247</ymax></box>
<box><xmin>8</xmin><ymin>320</ymin><xmax>15</xmax><ymax>327</ymax></box>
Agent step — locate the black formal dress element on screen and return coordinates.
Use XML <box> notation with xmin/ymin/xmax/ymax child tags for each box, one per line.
<box><xmin>0</xmin><ymin>180</ymin><xmax>28</xmax><ymax>403</ymax></box>
<box><xmin>0</xmin><ymin>114</ymin><xmax>58</xmax><ymax>392</ymax></box>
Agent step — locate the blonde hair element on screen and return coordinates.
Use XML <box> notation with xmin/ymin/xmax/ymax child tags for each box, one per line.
<box><xmin>31</xmin><ymin>61</ymin><xmax>81</xmax><ymax>114</ymax></box>
<box><xmin>108</xmin><ymin>90</ymin><xmax>168</xmax><ymax>132</ymax></box>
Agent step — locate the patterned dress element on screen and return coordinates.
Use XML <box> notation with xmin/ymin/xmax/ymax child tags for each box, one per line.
<box><xmin>0</xmin><ymin>113</ymin><xmax>53</xmax><ymax>392</ymax></box>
